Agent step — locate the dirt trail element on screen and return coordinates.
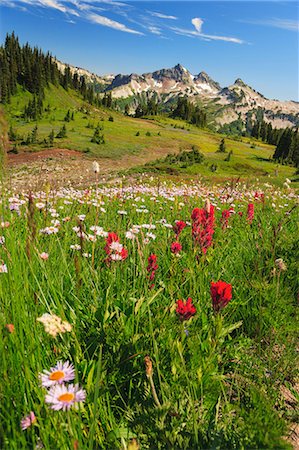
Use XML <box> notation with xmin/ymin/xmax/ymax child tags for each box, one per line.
<box><xmin>4</xmin><ymin>144</ymin><xmax>178</xmax><ymax>191</ymax></box>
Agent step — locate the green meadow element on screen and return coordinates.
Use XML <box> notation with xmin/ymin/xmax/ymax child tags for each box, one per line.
<box><xmin>0</xmin><ymin>180</ymin><xmax>298</xmax><ymax>449</ymax></box>
<box><xmin>3</xmin><ymin>84</ymin><xmax>297</xmax><ymax>186</ymax></box>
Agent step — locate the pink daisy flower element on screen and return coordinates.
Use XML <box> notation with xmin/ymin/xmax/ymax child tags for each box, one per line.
<box><xmin>21</xmin><ymin>411</ymin><xmax>36</xmax><ymax>430</ymax></box>
<box><xmin>40</xmin><ymin>361</ymin><xmax>75</xmax><ymax>388</ymax></box>
<box><xmin>45</xmin><ymin>383</ymin><xmax>86</xmax><ymax>411</ymax></box>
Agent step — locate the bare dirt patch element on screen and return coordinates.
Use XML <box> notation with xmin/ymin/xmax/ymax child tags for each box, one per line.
<box><xmin>8</xmin><ymin>148</ymin><xmax>83</xmax><ymax>166</ymax></box>
<box><xmin>4</xmin><ymin>144</ymin><xmax>183</xmax><ymax>191</ymax></box>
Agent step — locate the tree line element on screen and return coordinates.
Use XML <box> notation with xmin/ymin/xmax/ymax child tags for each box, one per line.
<box><xmin>250</xmin><ymin>118</ymin><xmax>299</xmax><ymax>167</ymax></box>
<box><xmin>0</xmin><ymin>32</ymin><xmax>115</xmax><ymax>110</ymax></box>
<box><xmin>171</xmin><ymin>97</ymin><xmax>207</xmax><ymax>128</ymax></box>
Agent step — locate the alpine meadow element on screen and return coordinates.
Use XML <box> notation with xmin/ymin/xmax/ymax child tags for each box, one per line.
<box><xmin>0</xmin><ymin>2</ymin><xmax>298</xmax><ymax>449</ymax></box>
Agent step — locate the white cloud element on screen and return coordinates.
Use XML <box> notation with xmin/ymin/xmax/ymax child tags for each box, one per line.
<box><xmin>87</xmin><ymin>13</ymin><xmax>144</xmax><ymax>35</ymax></box>
<box><xmin>191</xmin><ymin>17</ymin><xmax>203</xmax><ymax>33</ymax></box>
<box><xmin>3</xmin><ymin>0</ymin><xmax>80</xmax><ymax>16</ymax></box>
<box><xmin>170</xmin><ymin>17</ymin><xmax>244</xmax><ymax>44</ymax></box>
<box><xmin>243</xmin><ymin>18</ymin><xmax>299</xmax><ymax>32</ymax></box>
<box><xmin>150</xmin><ymin>11</ymin><xmax>178</xmax><ymax>20</ymax></box>
<box><xmin>148</xmin><ymin>26</ymin><xmax>162</xmax><ymax>35</ymax></box>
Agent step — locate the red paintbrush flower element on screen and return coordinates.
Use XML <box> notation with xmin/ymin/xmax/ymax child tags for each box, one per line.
<box><xmin>247</xmin><ymin>203</ymin><xmax>254</xmax><ymax>224</ymax></box>
<box><xmin>173</xmin><ymin>220</ymin><xmax>187</xmax><ymax>238</ymax></box>
<box><xmin>191</xmin><ymin>204</ymin><xmax>215</xmax><ymax>254</ymax></box>
<box><xmin>104</xmin><ymin>232</ymin><xmax>128</xmax><ymax>262</ymax></box>
<box><xmin>176</xmin><ymin>297</ymin><xmax>196</xmax><ymax>321</ymax></box>
<box><xmin>210</xmin><ymin>280</ymin><xmax>232</xmax><ymax>312</ymax></box>
<box><xmin>147</xmin><ymin>254</ymin><xmax>158</xmax><ymax>286</ymax></box>
<box><xmin>104</xmin><ymin>232</ymin><xmax>119</xmax><ymax>254</ymax></box>
<box><xmin>221</xmin><ymin>209</ymin><xmax>231</xmax><ymax>230</ymax></box>
<box><xmin>171</xmin><ymin>241</ymin><xmax>182</xmax><ymax>254</ymax></box>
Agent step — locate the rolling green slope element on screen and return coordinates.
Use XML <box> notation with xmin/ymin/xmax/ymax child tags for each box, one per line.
<box><xmin>4</xmin><ymin>83</ymin><xmax>297</xmax><ymax>183</ymax></box>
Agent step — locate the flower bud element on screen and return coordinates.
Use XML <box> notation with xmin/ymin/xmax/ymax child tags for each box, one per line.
<box><xmin>144</xmin><ymin>355</ymin><xmax>153</xmax><ymax>378</ymax></box>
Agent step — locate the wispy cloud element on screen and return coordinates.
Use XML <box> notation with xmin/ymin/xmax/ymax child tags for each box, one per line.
<box><xmin>1</xmin><ymin>0</ymin><xmax>143</xmax><ymax>35</ymax></box>
<box><xmin>150</xmin><ymin>11</ymin><xmax>178</xmax><ymax>20</ymax></box>
<box><xmin>87</xmin><ymin>12</ymin><xmax>144</xmax><ymax>35</ymax></box>
<box><xmin>170</xmin><ymin>17</ymin><xmax>244</xmax><ymax>44</ymax></box>
<box><xmin>242</xmin><ymin>18</ymin><xmax>299</xmax><ymax>32</ymax></box>
<box><xmin>148</xmin><ymin>26</ymin><xmax>162</xmax><ymax>35</ymax></box>
<box><xmin>6</xmin><ymin>0</ymin><xmax>80</xmax><ymax>16</ymax></box>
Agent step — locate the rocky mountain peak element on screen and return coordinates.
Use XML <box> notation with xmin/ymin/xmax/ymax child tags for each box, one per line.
<box><xmin>195</xmin><ymin>71</ymin><xmax>221</xmax><ymax>90</ymax></box>
<box><xmin>234</xmin><ymin>78</ymin><xmax>248</xmax><ymax>87</ymax></box>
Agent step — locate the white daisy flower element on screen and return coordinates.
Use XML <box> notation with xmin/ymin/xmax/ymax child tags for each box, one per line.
<box><xmin>40</xmin><ymin>361</ymin><xmax>75</xmax><ymax>387</ymax></box>
<box><xmin>70</xmin><ymin>244</ymin><xmax>81</xmax><ymax>250</ymax></box>
<box><xmin>45</xmin><ymin>383</ymin><xmax>86</xmax><ymax>411</ymax></box>
<box><xmin>110</xmin><ymin>253</ymin><xmax>123</xmax><ymax>261</ymax></box>
<box><xmin>110</xmin><ymin>241</ymin><xmax>123</xmax><ymax>252</ymax></box>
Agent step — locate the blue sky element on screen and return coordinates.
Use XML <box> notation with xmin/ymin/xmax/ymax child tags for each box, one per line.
<box><xmin>0</xmin><ymin>0</ymin><xmax>298</xmax><ymax>101</ymax></box>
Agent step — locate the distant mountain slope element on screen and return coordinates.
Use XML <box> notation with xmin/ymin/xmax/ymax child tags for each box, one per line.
<box><xmin>66</xmin><ymin>62</ymin><xmax>298</xmax><ymax>129</ymax></box>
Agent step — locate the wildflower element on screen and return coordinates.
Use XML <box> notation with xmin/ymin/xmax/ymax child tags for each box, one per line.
<box><xmin>191</xmin><ymin>204</ymin><xmax>215</xmax><ymax>254</ymax></box>
<box><xmin>0</xmin><ymin>263</ymin><xmax>8</xmax><ymax>273</ymax></box>
<box><xmin>221</xmin><ymin>210</ymin><xmax>231</xmax><ymax>230</ymax></box>
<box><xmin>254</xmin><ymin>192</ymin><xmax>265</xmax><ymax>203</ymax></box>
<box><xmin>211</xmin><ymin>281</ymin><xmax>232</xmax><ymax>312</ymax></box>
<box><xmin>35</xmin><ymin>202</ymin><xmax>45</xmax><ymax>209</ymax></box>
<box><xmin>147</xmin><ymin>254</ymin><xmax>158</xmax><ymax>281</ymax></box>
<box><xmin>110</xmin><ymin>248</ymin><xmax>128</xmax><ymax>261</ymax></box>
<box><xmin>173</xmin><ymin>220</ymin><xmax>187</xmax><ymax>238</ymax></box>
<box><xmin>110</xmin><ymin>241</ymin><xmax>123</xmax><ymax>252</ymax></box>
<box><xmin>104</xmin><ymin>232</ymin><xmax>119</xmax><ymax>253</ymax></box>
<box><xmin>40</xmin><ymin>361</ymin><xmax>75</xmax><ymax>387</ymax></box>
<box><xmin>21</xmin><ymin>411</ymin><xmax>36</xmax><ymax>430</ymax></box>
<box><xmin>247</xmin><ymin>203</ymin><xmax>254</xmax><ymax>224</ymax></box>
<box><xmin>176</xmin><ymin>298</ymin><xmax>196</xmax><ymax>321</ymax></box>
<box><xmin>37</xmin><ymin>313</ymin><xmax>72</xmax><ymax>338</ymax></box>
<box><xmin>40</xmin><ymin>226</ymin><xmax>59</xmax><ymax>235</ymax></box>
<box><xmin>275</xmin><ymin>258</ymin><xmax>287</xmax><ymax>271</ymax></box>
<box><xmin>104</xmin><ymin>232</ymin><xmax>128</xmax><ymax>262</ymax></box>
<box><xmin>0</xmin><ymin>236</ymin><xmax>5</xmax><ymax>245</ymax></box>
<box><xmin>39</xmin><ymin>252</ymin><xmax>49</xmax><ymax>260</ymax></box>
<box><xmin>5</xmin><ymin>323</ymin><xmax>15</xmax><ymax>333</ymax></box>
<box><xmin>146</xmin><ymin>232</ymin><xmax>156</xmax><ymax>240</ymax></box>
<box><xmin>92</xmin><ymin>161</ymin><xmax>100</xmax><ymax>174</ymax></box>
<box><xmin>70</xmin><ymin>244</ymin><xmax>81</xmax><ymax>251</ymax></box>
<box><xmin>0</xmin><ymin>221</ymin><xmax>10</xmax><ymax>228</ymax></box>
<box><xmin>45</xmin><ymin>383</ymin><xmax>86</xmax><ymax>411</ymax></box>
<box><xmin>171</xmin><ymin>241</ymin><xmax>182</xmax><ymax>254</ymax></box>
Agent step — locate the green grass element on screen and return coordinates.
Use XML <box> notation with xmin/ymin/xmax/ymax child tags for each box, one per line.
<box><xmin>5</xmin><ymin>84</ymin><xmax>298</xmax><ymax>185</ymax></box>
<box><xmin>0</xmin><ymin>179</ymin><xmax>298</xmax><ymax>449</ymax></box>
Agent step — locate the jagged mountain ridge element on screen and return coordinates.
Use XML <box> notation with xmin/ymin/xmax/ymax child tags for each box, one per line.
<box><xmin>57</xmin><ymin>61</ymin><xmax>299</xmax><ymax>129</ymax></box>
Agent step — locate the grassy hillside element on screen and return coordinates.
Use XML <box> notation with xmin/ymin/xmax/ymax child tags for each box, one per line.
<box><xmin>0</xmin><ymin>106</ymin><xmax>8</xmax><ymax>179</ymax></box>
<box><xmin>4</xmin><ymin>84</ymin><xmax>298</xmax><ymax>185</ymax></box>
